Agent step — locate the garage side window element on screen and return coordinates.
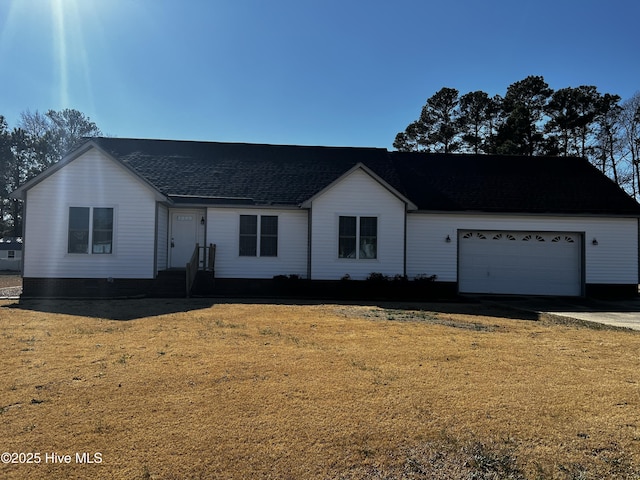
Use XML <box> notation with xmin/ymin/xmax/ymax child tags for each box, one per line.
<box><xmin>339</xmin><ymin>216</ymin><xmax>377</xmax><ymax>259</ymax></box>
<box><xmin>68</xmin><ymin>207</ymin><xmax>114</xmax><ymax>254</ymax></box>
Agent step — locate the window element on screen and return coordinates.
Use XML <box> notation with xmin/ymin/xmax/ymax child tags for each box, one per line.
<box><xmin>359</xmin><ymin>217</ymin><xmax>377</xmax><ymax>259</ymax></box>
<box><xmin>7</xmin><ymin>251</ymin><xmax>15</xmax><ymax>259</ymax></box>
<box><xmin>260</xmin><ymin>216</ymin><xmax>278</xmax><ymax>257</ymax></box>
<box><xmin>338</xmin><ymin>216</ymin><xmax>377</xmax><ymax>259</ymax></box>
<box><xmin>239</xmin><ymin>215</ymin><xmax>278</xmax><ymax>257</ymax></box>
<box><xmin>68</xmin><ymin>207</ymin><xmax>90</xmax><ymax>253</ymax></box>
<box><xmin>239</xmin><ymin>215</ymin><xmax>257</xmax><ymax>256</ymax></box>
<box><xmin>92</xmin><ymin>208</ymin><xmax>114</xmax><ymax>253</ymax></box>
<box><xmin>68</xmin><ymin>207</ymin><xmax>113</xmax><ymax>254</ymax></box>
<box><xmin>338</xmin><ymin>216</ymin><xmax>357</xmax><ymax>258</ymax></box>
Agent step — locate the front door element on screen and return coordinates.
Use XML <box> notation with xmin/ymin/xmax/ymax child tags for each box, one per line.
<box><xmin>170</xmin><ymin>211</ymin><xmax>199</xmax><ymax>268</ymax></box>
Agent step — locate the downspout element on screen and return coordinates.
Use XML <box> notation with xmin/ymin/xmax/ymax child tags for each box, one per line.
<box><xmin>403</xmin><ymin>203</ymin><xmax>407</xmax><ymax>277</ymax></box>
<box><xmin>201</xmin><ymin>208</ymin><xmax>207</xmax><ymax>270</ymax></box>
<box><xmin>153</xmin><ymin>203</ymin><xmax>159</xmax><ymax>277</ymax></box>
<box><xmin>20</xmin><ymin>196</ymin><xmax>27</xmax><ymax>276</ymax></box>
<box><xmin>582</xmin><ymin>232</ymin><xmax>587</xmax><ymax>297</ymax></box>
<box><xmin>307</xmin><ymin>206</ymin><xmax>312</xmax><ymax>279</ymax></box>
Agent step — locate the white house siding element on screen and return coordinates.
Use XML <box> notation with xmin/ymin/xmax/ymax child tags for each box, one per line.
<box><xmin>156</xmin><ymin>204</ymin><xmax>169</xmax><ymax>272</ymax></box>
<box><xmin>206</xmin><ymin>208</ymin><xmax>308</xmax><ymax>279</ymax></box>
<box><xmin>0</xmin><ymin>250</ymin><xmax>21</xmax><ymax>271</ymax></box>
<box><xmin>310</xmin><ymin>168</ymin><xmax>406</xmax><ymax>280</ymax></box>
<box><xmin>406</xmin><ymin>213</ymin><xmax>638</xmax><ymax>285</ymax></box>
<box><xmin>0</xmin><ymin>259</ymin><xmax>21</xmax><ymax>271</ymax></box>
<box><xmin>23</xmin><ymin>150</ymin><xmax>158</xmax><ymax>279</ymax></box>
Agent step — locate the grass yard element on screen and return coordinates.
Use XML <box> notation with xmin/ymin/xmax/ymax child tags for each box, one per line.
<box><xmin>0</xmin><ymin>298</ymin><xmax>639</xmax><ymax>479</ymax></box>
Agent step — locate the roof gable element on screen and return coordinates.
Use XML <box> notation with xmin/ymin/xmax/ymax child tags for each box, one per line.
<box><xmin>300</xmin><ymin>163</ymin><xmax>417</xmax><ymax>209</ymax></box>
<box><xmin>10</xmin><ymin>141</ymin><xmax>167</xmax><ymax>202</ymax></box>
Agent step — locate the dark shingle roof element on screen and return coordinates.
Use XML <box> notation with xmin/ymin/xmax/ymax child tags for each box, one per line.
<box><xmin>91</xmin><ymin>138</ymin><xmax>640</xmax><ymax>215</ymax></box>
<box><xmin>93</xmin><ymin>138</ymin><xmax>398</xmax><ymax>206</ymax></box>
<box><xmin>391</xmin><ymin>152</ymin><xmax>640</xmax><ymax>214</ymax></box>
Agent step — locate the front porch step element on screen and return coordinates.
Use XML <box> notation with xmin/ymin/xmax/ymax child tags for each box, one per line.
<box><xmin>149</xmin><ymin>270</ymin><xmax>187</xmax><ymax>298</ymax></box>
<box><xmin>191</xmin><ymin>270</ymin><xmax>215</xmax><ymax>296</ymax></box>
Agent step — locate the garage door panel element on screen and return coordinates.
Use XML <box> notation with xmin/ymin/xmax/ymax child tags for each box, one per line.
<box><xmin>458</xmin><ymin>231</ymin><xmax>582</xmax><ymax>296</ymax></box>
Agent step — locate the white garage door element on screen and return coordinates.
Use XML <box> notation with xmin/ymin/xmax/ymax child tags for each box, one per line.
<box><xmin>458</xmin><ymin>230</ymin><xmax>582</xmax><ymax>296</ymax></box>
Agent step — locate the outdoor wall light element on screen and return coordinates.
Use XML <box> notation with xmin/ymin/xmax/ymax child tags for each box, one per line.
<box><xmin>592</xmin><ymin>238</ymin><xmax>598</xmax><ymax>246</ymax></box>
<box><xmin>446</xmin><ymin>234</ymin><xmax>451</xmax><ymax>243</ymax></box>
<box><xmin>200</xmin><ymin>216</ymin><xmax>205</xmax><ymax>225</ymax></box>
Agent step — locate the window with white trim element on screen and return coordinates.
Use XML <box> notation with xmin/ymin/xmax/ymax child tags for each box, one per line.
<box><xmin>68</xmin><ymin>207</ymin><xmax>114</xmax><ymax>254</ymax></box>
<box><xmin>338</xmin><ymin>216</ymin><xmax>377</xmax><ymax>259</ymax></box>
<box><xmin>239</xmin><ymin>214</ymin><xmax>278</xmax><ymax>257</ymax></box>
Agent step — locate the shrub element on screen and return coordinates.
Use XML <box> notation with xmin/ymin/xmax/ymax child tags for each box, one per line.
<box><xmin>366</xmin><ymin>272</ymin><xmax>389</xmax><ymax>283</ymax></box>
<box><xmin>391</xmin><ymin>274</ymin><xmax>409</xmax><ymax>284</ymax></box>
<box><xmin>273</xmin><ymin>274</ymin><xmax>301</xmax><ymax>282</ymax></box>
<box><xmin>414</xmin><ymin>273</ymin><xmax>437</xmax><ymax>283</ymax></box>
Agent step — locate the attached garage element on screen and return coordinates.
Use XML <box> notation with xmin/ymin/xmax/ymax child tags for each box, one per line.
<box><xmin>458</xmin><ymin>230</ymin><xmax>583</xmax><ymax>296</ymax></box>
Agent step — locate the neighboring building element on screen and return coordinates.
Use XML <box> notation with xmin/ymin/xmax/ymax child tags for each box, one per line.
<box><xmin>10</xmin><ymin>137</ymin><xmax>640</xmax><ymax>298</ymax></box>
<box><xmin>0</xmin><ymin>238</ymin><xmax>22</xmax><ymax>271</ymax></box>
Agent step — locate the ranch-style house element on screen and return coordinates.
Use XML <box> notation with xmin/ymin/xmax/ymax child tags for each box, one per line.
<box><xmin>10</xmin><ymin>137</ymin><xmax>640</xmax><ymax>298</ymax></box>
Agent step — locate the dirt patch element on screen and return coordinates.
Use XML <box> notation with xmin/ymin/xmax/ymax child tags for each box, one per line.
<box><xmin>0</xmin><ymin>275</ymin><xmax>22</xmax><ymax>298</ymax></box>
<box><xmin>0</xmin><ymin>274</ymin><xmax>21</xmax><ymax>288</ymax></box>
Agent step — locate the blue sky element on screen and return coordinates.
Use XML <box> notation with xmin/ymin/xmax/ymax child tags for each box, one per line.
<box><xmin>1</xmin><ymin>0</ymin><xmax>638</xmax><ymax>149</ymax></box>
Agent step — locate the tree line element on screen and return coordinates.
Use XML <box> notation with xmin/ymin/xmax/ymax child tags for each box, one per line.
<box><xmin>2</xmin><ymin>84</ymin><xmax>640</xmax><ymax>238</ymax></box>
<box><xmin>394</xmin><ymin>75</ymin><xmax>640</xmax><ymax>198</ymax></box>
<box><xmin>0</xmin><ymin>109</ymin><xmax>101</xmax><ymax>237</ymax></box>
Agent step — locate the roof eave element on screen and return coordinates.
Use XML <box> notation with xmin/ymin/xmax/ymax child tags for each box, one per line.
<box><xmin>409</xmin><ymin>208</ymin><xmax>640</xmax><ymax>217</ymax></box>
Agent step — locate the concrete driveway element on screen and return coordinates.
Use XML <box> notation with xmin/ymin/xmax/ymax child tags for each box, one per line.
<box><xmin>476</xmin><ymin>296</ymin><xmax>640</xmax><ymax>331</ymax></box>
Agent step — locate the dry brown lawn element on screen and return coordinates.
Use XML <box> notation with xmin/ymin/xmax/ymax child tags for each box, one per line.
<box><xmin>0</xmin><ymin>298</ymin><xmax>639</xmax><ymax>479</ymax></box>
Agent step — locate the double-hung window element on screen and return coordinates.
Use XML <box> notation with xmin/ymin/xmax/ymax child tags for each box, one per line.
<box><xmin>68</xmin><ymin>207</ymin><xmax>114</xmax><ymax>254</ymax></box>
<box><xmin>259</xmin><ymin>215</ymin><xmax>278</xmax><ymax>257</ymax></box>
<box><xmin>239</xmin><ymin>215</ymin><xmax>258</xmax><ymax>256</ymax></box>
<box><xmin>239</xmin><ymin>215</ymin><xmax>278</xmax><ymax>257</ymax></box>
<box><xmin>338</xmin><ymin>216</ymin><xmax>377</xmax><ymax>259</ymax></box>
